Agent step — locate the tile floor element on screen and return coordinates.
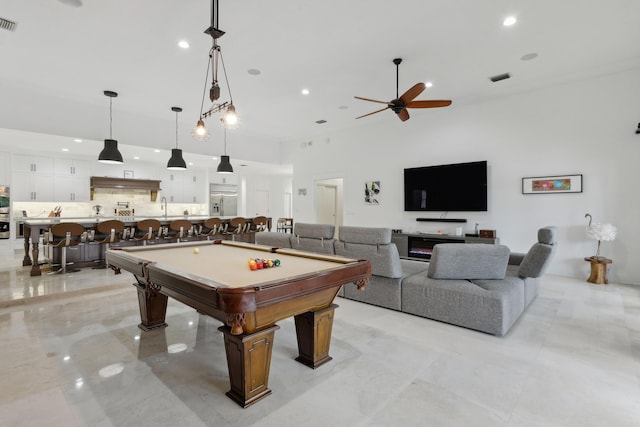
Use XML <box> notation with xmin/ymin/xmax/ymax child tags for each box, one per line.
<box><xmin>0</xmin><ymin>249</ymin><xmax>639</xmax><ymax>427</ymax></box>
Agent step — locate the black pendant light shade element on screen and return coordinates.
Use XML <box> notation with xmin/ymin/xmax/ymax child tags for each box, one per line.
<box><xmin>98</xmin><ymin>90</ymin><xmax>123</xmax><ymax>164</ymax></box>
<box><xmin>217</xmin><ymin>155</ymin><xmax>233</xmax><ymax>174</ymax></box>
<box><xmin>99</xmin><ymin>139</ymin><xmax>123</xmax><ymax>164</ymax></box>
<box><xmin>167</xmin><ymin>148</ymin><xmax>187</xmax><ymax>170</ymax></box>
<box><xmin>167</xmin><ymin>107</ymin><xmax>187</xmax><ymax>170</ymax></box>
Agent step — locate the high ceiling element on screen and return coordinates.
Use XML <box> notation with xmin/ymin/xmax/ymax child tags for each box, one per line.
<box><xmin>1</xmin><ymin>0</ymin><xmax>639</xmax><ymax>171</ymax></box>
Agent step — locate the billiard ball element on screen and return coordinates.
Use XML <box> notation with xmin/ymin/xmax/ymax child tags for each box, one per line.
<box><xmin>193</xmin><ymin>248</ymin><xmax>199</xmax><ymax>254</ymax></box>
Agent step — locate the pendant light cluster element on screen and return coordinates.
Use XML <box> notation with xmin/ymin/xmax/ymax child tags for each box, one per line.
<box><xmin>98</xmin><ymin>90</ymin><xmax>123</xmax><ymax>164</ymax></box>
<box><xmin>194</xmin><ymin>0</ymin><xmax>238</xmax><ymax>139</ymax></box>
<box><xmin>96</xmin><ymin>0</ymin><xmax>237</xmax><ymax>174</ymax></box>
<box><xmin>167</xmin><ymin>107</ymin><xmax>187</xmax><ymax>170</ymax></box>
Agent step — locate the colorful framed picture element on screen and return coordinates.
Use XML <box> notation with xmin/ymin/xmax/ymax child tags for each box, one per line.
<box><xmin>364</xmin><ymin>181</ymin><xmax>380</xmax><ymax>204</ymax></box>
<box><xmin>522</xmin><ymin>174</ymin><xmax>583</xmax><ymax>194</ymax></box>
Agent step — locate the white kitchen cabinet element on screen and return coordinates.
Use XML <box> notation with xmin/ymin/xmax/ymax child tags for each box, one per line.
<box><xmin>54</xmin><ymin>158</ymin><xmax>89</xmax><ymax>202</ymax></box>
<box><xmin>183</xmin><ymin>170</ymin><xmax>207</xmax><ymax>203</ymax></box>
<box><xmin>11</xmin><ymin>154</ymin><xmax>54</xmax><ymax>201</ymax></box>
<box><xmin>160</xmin><ymin>170</ymin><xmax>184</xmax><ymax>203</ymax></box>
<box><xmin>158</xmin><ymin>168</ymin><xmax>207</xmax><ymax>203</ymax></box>
<box><xmin>0</xmin><ymin>153</ymin><xmax>8</xmax><ymax>184</ymax></box>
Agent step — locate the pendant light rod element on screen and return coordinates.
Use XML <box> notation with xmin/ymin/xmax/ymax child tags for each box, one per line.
<box><xmin>171</xmin><ymin>106</ymin><xmax>182</xmax><ymax>149</ymax></box>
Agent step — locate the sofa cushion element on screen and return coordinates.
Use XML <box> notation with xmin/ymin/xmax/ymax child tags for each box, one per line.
<box><xmin>518</xmin><ymin>226</ymin><xmax>558</xmax><ymax>278</ymax></box>
<box><xmin>338</xmin><ymin>226</ymin><xmax>391</xmax><ymax>245</ymax></box>
<box><xmin>518</xmin><ymin>243</ymin><xmax>555</xmax><ymax>278</ymax></box>
<box><xmin>427</xmin><ymin>244</ymin><xmax>510</xmax><ymax>280</ymax></box>
<box><xmin>255</xmin><ymin>232</ymin><xmax>292</xmax><ymax>248</ymax></box>
<box><xmin>334</xmin><ymin>240</ymin><xmax>403</xmax><ymax>278</ymax></box>
<box><xmin>294</xmin><ymin>223</ymin><xmax>335</xmax><ymax>239</ymax></box>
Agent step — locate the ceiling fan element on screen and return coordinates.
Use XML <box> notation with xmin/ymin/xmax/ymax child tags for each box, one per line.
<box><xmin>355</xmin><ymin>58</ymin><xmax>452</xmax><ymax>122</ymax></box>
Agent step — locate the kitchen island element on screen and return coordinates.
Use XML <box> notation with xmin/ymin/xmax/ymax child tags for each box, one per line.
<box><xmin>21</xmin><ymin>215</ymin><xmax>271</xmax><ymax>276</ymax></box>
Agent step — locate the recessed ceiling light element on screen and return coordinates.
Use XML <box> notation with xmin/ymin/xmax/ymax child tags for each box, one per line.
<box><xmin>178</xmin><ymin>40</ymin><xmax>189</xmax><ymax>49</ymax></box>
<box><xmin>425</xmin><ymin>81</ymin><xmax>433</xmax><ymax>88</ymax></box>
<box><xmin>302</xmin><ymin>88</ymin><xmax>310</xmax><ymax>95</ymax></box>
<box><xmin>133</xmin><ymin>156</ymin><xmax>140</xmax><ymax>160</ymax></box>
<box><xmin>188</xmin><ymin>162</ymin><xmax>193</xmax><ymax>166</ymax></box>
<box><xmin>503</xmin><ymin>16</ymin><xmax>517</xmax><ymax>26</ymax></box>
<box><xmin>247</xmin><ymin>69</ymin><xmax>261</xmax><ymax>75</ymax></box>
<box><xmin>61</xmin><ymin>148</ymin><xmax>69</xmax><ymax>152</ymax></box>
<box><xmin>154</xmin><ymin>149</ymin><xmax>161</xmax><ymax>153</ymax></box>
<box><xmin>73</xmin><ymin>138</ymin><xmax>82</xmax><ymax>143</ymax></box>
<box><xmin>212</xmin><ymin>156</ymin><xmax>218</xmax><ymax>160</ymax></box>
<box><xmin>520</xmin><ymin>53</ymin><xmax>538</xmax><ymax>61</ymax></box>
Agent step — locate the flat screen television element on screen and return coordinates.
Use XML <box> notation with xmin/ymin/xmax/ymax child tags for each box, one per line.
<box><xmin>404</xmin><ymin>160</ymin><xmax>487</xmax><ymax>211</ymax></box>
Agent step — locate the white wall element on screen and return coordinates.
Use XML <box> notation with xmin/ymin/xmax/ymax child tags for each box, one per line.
<box><xmin>283</xmin><ymin>67</ymin><xmax>640</xmax><ymax>285</ymax></box>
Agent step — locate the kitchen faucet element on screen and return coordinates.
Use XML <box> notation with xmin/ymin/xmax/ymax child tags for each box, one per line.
<box><xmin>161</xmin><ymin>196</ymin><xmax>167</xmax><ymax>219</ymax></box>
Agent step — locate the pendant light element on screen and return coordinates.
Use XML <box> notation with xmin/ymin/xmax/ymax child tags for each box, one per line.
<box><xmin>217</xmin><ymin>127</ymin><xmax>233</xmax><ymax>174</ymax></box>
<box><xmin>98</xmin><ymin>90</ymin><xmax>124</xmax><ymax>164</ymax></box>
<box><xmin>167</xmin><ymin>107</ymin><xmax>187</xmax><ymax>170</ymax></box>
<box><xmin>193</xmin><ymin>0</ymin><xmax>239</xmax><ymax>141</ymax></box>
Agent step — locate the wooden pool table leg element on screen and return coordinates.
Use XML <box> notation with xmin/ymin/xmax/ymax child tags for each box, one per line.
<box><xmin>219</xmin><ymin>324</ymin><xmax>280</xmax><ymax>408</ymax></box>
<box><xmin>134</xmin><ymin>283</ymin><xmax>168</xmax><ymax>331</ymax></box>
<box><xmin>294</xmin><ymin>304</ymin><xmax>337</xmax><ymax>369</ymax></box>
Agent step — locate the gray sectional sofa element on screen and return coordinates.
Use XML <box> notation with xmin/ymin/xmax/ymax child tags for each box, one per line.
<box><xmin>255</xmin><ymin>224</ymin><xmax>557</xmax><ymax>336</ymax></box>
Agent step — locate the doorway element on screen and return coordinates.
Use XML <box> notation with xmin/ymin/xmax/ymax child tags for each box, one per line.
<box><xmin>314</xmin><ymin>178</ymin><xmax>343</xmax><ymax>236</ymax></box>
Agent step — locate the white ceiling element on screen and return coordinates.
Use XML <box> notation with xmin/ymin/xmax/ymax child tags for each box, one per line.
<box><xmin>1</xmin><ymin>0</ymin><xmax>639</xmax><ymax>172</ymax></box>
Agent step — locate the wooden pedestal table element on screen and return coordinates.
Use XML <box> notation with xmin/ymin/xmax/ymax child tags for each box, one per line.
<box><xmin>584</xmin><ymin>257</ymin><xmax>612</xmax><ymax>284</ymax></box>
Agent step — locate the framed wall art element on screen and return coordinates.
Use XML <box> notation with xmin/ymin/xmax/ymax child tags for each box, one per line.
<box><xmin>364</xmin><ymin>181</ymin><xmax>380</xmax><ymax>204</ymax></box>
<box><xmin>522</xmin><ymin>174</ymin><xmax>582</xmax><ymax>194</ymax></box>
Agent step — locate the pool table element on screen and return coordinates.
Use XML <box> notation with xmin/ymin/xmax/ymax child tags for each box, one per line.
<box><xmin>106</xmin><ymin>240</ymin><xmax>370</xmax><ymax>407</ymax></box>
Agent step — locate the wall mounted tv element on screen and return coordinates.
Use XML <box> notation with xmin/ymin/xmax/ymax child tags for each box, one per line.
<box><xmin>404</xmin><ymin>160</ymin><xmax>488</xmax><ymax>211</ymax></box>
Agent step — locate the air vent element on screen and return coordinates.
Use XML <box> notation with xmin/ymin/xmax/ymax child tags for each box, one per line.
<box><xmin>490</xmin><ymin>73</ymin><xmax>511</xmax><ymax>82</ymax></box>
<box><xmin>315</xmin><ymin>119</ymin><xmax>327</xmax><ymax>124</ymax></box>
<box><xmin>0</xmin><ymin>17</ymin><xmax>17</xmax><ymax>32</ymax></box>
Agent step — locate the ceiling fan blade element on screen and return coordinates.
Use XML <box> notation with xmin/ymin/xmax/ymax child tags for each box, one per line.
<box><xmin>406</xmin><ymin>100</ymin><xmax>453</xmax><ymax>109</ymax></box>
<box><xmin>354</xmin><ymin>96</ymin><xmax>392</xmax><ymax>105</ymax></box>
<box><xmin>356</xmin><ymin>106</ymin><xmax>389</xmax><ymax>119</ymax></box>
<box><xmin>398</xmin><ymin>109</ymin><xmax>410</xmax><ymax>121</ymax></box>
<box><xmin>399</xmin><ymin>83</ymin><xmax>426</xmax><ymax>104</ymax></box>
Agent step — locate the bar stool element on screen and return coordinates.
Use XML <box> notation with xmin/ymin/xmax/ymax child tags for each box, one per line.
<box><xmin>199</xmin><ymin>218</ymin><xmax>225</xmax><ymax>240</ymax></box>
<box><xmin>47</xmin><ymin>222</ymin><xmax>85</xmax><ymax>274</ymax></box>
<box><xmin>252</xmin><ymin>216</ymin><xmax>268</xmax><ymax>232</ymax></box>
<box><xmin>168</xmin><ymin>219</ymin><xmax>194</xmax><ymax>243</ymax></box>
<box><xmin>226</xmin><ymin>217</ymin><xmax>247</xmax><ymax>241</ymax></box>
<box><xmin>133</xmin><ymin>219</ymin><xmax>162</xmax><ymax>246</ymax></box>
<box><xmin>277</xmin><ymin>217</ymin><xmax>294</xmax><ymax>233</ymax></box>
<box><xmin>93</xmin><ymin>220</ymin><xmax>125</xmax><ymax>268</ymax></box>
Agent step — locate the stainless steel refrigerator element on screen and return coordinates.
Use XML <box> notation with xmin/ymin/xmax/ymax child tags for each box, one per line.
<box><xmin>210</xmin><ymin>184</ymin><xmax>237</xmax><ymax>217</ymax></box>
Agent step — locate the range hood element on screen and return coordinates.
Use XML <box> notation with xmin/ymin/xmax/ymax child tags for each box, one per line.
<box><xmin>90</xmin><ymin>176</ymin><xmax>161</xmax><ymax>201</ymax></box>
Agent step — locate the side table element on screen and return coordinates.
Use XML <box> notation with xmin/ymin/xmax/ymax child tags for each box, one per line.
<box><xmin>584</xmin><ymin>257</ymin><xmax>612</xmax><ymax>284</ymax></box>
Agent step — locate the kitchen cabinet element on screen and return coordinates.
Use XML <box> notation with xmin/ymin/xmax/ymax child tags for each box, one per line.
<box><xmin>11</xmin><ymin>154</ymin><xmax>54</xmax><ymax>201</ymax></box>
<box><xmin>54</xmin><ymin>158</ymin><xmax>90</xmax><ymax>202</ymax></box>
<box><xmin>0</xmin><ymin>152</ymin><xmax>8</xmax><ymax>184</ymax></box>
<box><xmin>159</xmin><ymin>169</ymin><xmax>207</xmax><ymax>203</ymax></box>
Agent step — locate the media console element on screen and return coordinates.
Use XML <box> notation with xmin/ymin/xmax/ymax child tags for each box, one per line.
<box><xmin>391</xmin><ymin>232</ymin><xmax>499</xmax><ymax>261</ymax></box>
